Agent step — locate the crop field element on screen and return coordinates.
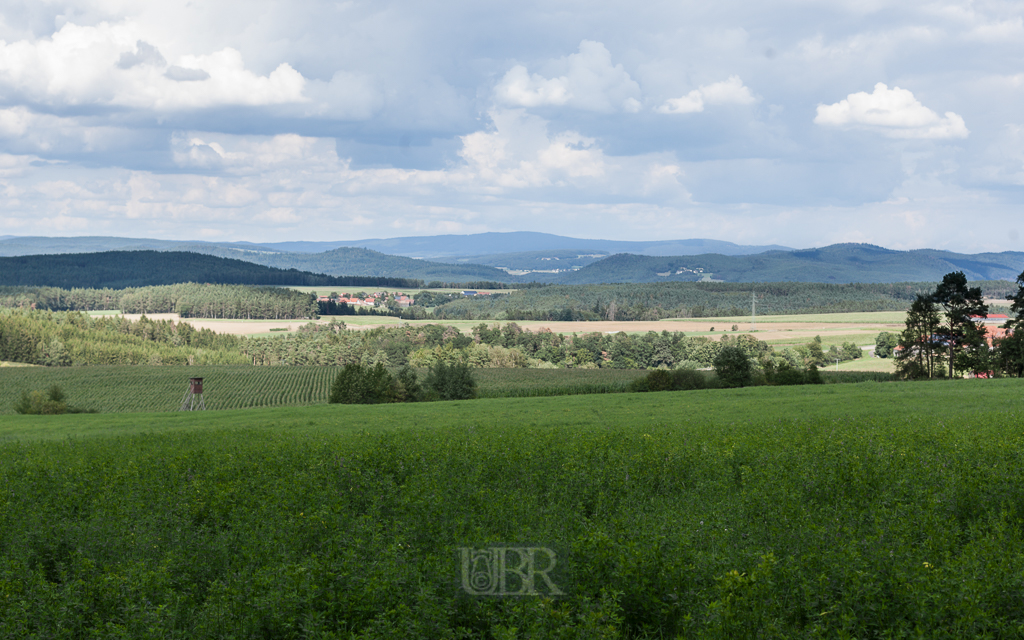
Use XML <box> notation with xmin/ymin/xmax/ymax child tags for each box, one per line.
<box><xmin>0</xmin><ymin>365</ymin><xmax>339</xmax><ymax>414</ymax></box>
<box><xmin>2</xmin><ymin>380</ymin><xmax>1024</xmax><ymax>637</ymax></box>
<box><xmin>0</xmin><ymin>366</ymin><xmax>652</xmax><ymax>414</ymax></box>
<box><xmin>670</xmin><ymin>311</ymin><xmax>909</xmax><ymax>324</ymax></box>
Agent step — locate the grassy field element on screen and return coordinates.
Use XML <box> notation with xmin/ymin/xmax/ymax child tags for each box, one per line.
<box><xmin>832</xmin><ymin>355</ymin><xmax>896</xmax><ymax>373</ymax></box>
<box><xmin>0</xmin><ymin>366</ymin><xmax>652</xmax><ymax>414</ymax></box>
<box><xmin>287</xmin><ymin>286</ymin><xmax>516</xmax><ymax>295</ymax></box>
<box><xmin>2</xmin><ymin>380</ymin><xmax>1024</xmax><ymax>637</ymax></box>
<box><xmin>762</xmin><ymin>331</ymin><xmax>880</xmax><ymax>347</ymax></box>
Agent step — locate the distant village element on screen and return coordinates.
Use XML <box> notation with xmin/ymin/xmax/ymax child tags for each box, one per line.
<box><xmin>313</xmin><ymin>289</ymin><xmax>494</xmax><ymax>310</ymax></box>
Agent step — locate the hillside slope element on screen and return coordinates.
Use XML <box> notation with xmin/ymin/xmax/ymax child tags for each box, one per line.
<box><xmin>559</xmin><ymin>244</ymin><xmax>1024</xmax><ymax>284</ymax></box>
<box><xmin>177</xmin><ymin>245</ymin><xmax>514</xmax><ymax>281</ymax></box>
<box><xmin>0</xmin><ymin>251</ymin><xmax>411</xmax><ymax>289</ymax></box>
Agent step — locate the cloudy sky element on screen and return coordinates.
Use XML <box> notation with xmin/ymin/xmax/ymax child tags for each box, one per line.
<box><xmin>0</xmin><ymin>0</ymin><xmax>1022</xmax><ymax>252</ymax></box>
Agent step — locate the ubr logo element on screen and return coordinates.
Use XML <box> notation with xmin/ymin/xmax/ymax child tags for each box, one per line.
<box><xmin>459</xmin><ymin>547</ymin><xmax>565</xmax><ymax>596</ymax></box>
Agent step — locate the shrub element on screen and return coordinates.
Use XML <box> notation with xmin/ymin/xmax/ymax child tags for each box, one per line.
<box><xmin>713</xmin><ymin>346</ymin><xmax>754</xmax><ymax>388</ymax></box>
<box><xmin>671</xmin><ymin>368</ymin><xmax>709</xmax><ymax>390</ymax></box>
<box><xmin>628</xmin><ymin>367</ymin><xmax>711</xmax><ymax>392</ymax></box>
<box><xmin>14</xmin><ymin>385</ymin><xmax>68</xmax><ymax>415</ymax></box>
<box><xmin>645</xmin><ymin>369</ymin><xmax>675</xmax><ymax>392</ymax></box>
<box><xmin>806</xmin><ymin>364</ymin><xmax>823</xmax><ymax>384</ymax></box>
<box><xmin>423</xmin><ymin>361</ymin><xmax>477</xmax><ymax>400</ymax></box>
<box><xmin>328</xmin><ymin>363</ymin><xmax>399</xmax><ymax>404</ymax></box>
<box><xmin>772</xmin><ymin>364</ymin><xmax>808</xmax><ymax>386</ymax></box>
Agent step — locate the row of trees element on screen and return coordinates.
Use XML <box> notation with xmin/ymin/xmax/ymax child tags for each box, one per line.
<box><xmin>0</xmin><ymin>284</ymin><xmax>320</xmax><ymax>320</ymax></box>
<box><xmin>328</xmin><ymin>361</ymin><xmax>477</xmax><ymax>404</ymax></box>
<box><xmin>0</xmin><ymin>310</ymin><xmax>246</xmax><ymax>366</ymax></box>
<box><xmin>894</xmin><ymin>270</ymin><xmax>1024</xmax><ymax>379</ymax></box>
<box><xmin>238</xmin><ymin>320</ymin><xmax>783</xmax><ymax>370</ymax></box>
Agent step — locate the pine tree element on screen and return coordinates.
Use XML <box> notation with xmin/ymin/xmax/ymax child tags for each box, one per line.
<box><xmin>896</xmin><ymin>294</ymin><xmax>943</xmax><ymax>379</ymax></box>
<box><xmin>931</xmin><ymin>271</ymin><xmax>988</xmax><ymax>378</ymax></box>
<box><xmin>997</xmin><ymin>269</ymin><xmax>1024</xmax><ymax>376</ymax></box>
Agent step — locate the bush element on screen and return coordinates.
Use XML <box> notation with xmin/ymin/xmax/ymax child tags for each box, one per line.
<box><xmin>713</xmin><ymin>346</ymin><xmax>754</xmax><ymax>388</ymax></box>
<box><xmin>13</xmin><ymin>385</ymin><xmax>101</xmax><ymax>414</ymax></box>
<box><xmin>14</xmin><ymin>385</ymin><xmax>68</xmax><ymax>415</ymax></box>
<box><xmin>645</xmin><ymin>369</ymin><xmax>675</xmax><ymax>392</ymax></box>
<box><xmin>806</xmin><ymin>364</ymin><xmax>823</xmax><ymax>384</ymax></box>
<box><xmin>671</xmin><ymin>368</ymin><xmax>710</xmax><ymax>390</ymax></box>
<box><xmin>628</xmin><ymin>368</ymin><xmax>711</xmax><ymax>392</ymax></box>
<box><xmin>328</xmin><ymin>363</ymin><xmax>399</xmax><ymax>404</ymax></box>
<box><xmin>765</xmin><ymin>361</ymin><xmax>813</xmax><ymax>386</ymax></box>
<box><xmin>423</xmin><ymin>361</ymin><xmax>477</xmax><ymax>400</ymax></box>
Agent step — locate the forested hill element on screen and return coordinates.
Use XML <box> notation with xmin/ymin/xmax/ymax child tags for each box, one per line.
<box><xmin>558</xmin><ymin>244</ymin><xmax>1024</xmax><ymax>284</ymax></box>
<box><xmin>171</xmin><ymin>245</ymin><xmax>515</xmax><ymax>282</ymax></box>
<box><xmin>0</xmin><ymin>251</ymin><xmax>419</xmax><ymax>289</ymax></box>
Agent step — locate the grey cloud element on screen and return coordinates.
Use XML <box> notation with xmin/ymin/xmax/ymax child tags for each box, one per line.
<box><xmin>117</xmin><ymin>41</ymin><xmax>166</xmax><ymax>70</ymax></box>
<box><xmin>165</xmin><ymin>66</ymin><xmax>212</xmax><ymax>82</ymax></box>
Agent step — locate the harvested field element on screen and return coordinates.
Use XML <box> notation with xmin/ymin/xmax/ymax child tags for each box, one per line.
<box><xmin>102</xmin><ymin>312</ymin><xmax>906</xmax><ymax>347</ymax></box>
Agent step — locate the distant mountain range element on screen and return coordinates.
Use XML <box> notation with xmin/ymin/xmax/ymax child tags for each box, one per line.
<box><xmin>0</xmin><ymin>234</ymin><xmax>1021</xmax><ymax>285</ymax></box>
<box><xmin>303</xmin><ymin>232</ymin><xmax>792</xmax><ymax>259</ymax></box>
<box><xmin>0</xmin><ymin>233</ymin><xmax>788</xmax><ymax>259</ymax></box>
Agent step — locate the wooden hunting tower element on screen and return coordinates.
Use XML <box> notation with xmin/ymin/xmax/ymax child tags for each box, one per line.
<box><xmin>179</xmin><ymin>377</ymin><xmax>206</xmax><ymax>411</ymax></box>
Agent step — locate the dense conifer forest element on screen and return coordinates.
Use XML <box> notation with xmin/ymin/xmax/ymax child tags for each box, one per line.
<box><xmin>0</xmin><ymin>251</ymin><xmax>422</xmax><ymax>289</ymax></box>
<box><xmin>418</xmin><ymin>281</ymin><xmax>1018</xmax><ymax>320</ymax></box>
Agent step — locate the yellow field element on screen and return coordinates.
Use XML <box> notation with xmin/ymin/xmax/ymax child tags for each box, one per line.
<box><xmin>284</xmin><ymin>286</ymin><xmax>515</xmax><ymax>295</ymax></box>
<box><xmin>665</xmin><ymin>311</ymin><xmax>909</xmax><ymax>324</ymax></box>
<box><xmin>74</xmin><ymin>310</ymin><xmax>906</xmax><ymax>360</ymax></box>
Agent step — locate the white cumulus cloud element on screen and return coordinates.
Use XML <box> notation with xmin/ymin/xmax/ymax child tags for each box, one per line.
<box><xmin>459</xmin><ymin>109</ymin><xmax>608</xmax><ymax>188</ymax></box>
<box><xmin>656</xmin><ymin>76</ymin><xmax>757</xmax><ymax>114</ymax></box>
<box><xmin>494</xmin><ymin>40</ymin><xmax>642</xmax><ymax>113</ymax></box>
<box><xmin>0</xmin><ymin>20</ymin><xmax>307</xmax><ymax>110</ymax></box>
<box><xmin>815</xmin><ymin>83</ymin><xmax>968</xmax><ymax>139</ymax></box>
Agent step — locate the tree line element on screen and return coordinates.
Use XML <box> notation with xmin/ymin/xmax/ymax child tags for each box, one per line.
<box><xmin>0</xmin><ymin>309</ymin><xmax>247</xmax><ymax>366</ymax></box>
<box><xmin>0</xmin><ymin>284</ymin><xmax>319</xmax><ymax>319</ymax></box>
<box><xmin>1</xmin><ymin>307</ymin><xmax>871</xmax><ymax>373</ymax></box>
<box><xmin>407</xmin><ymin>281</ymin><xmax>1008</xmax><ymax>321</ymax></box>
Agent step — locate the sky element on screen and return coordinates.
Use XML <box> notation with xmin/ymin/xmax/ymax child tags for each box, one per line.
<box><xmin>0</xmin><ymin>0</ymin><xmax>1022</xmax><ymax>253</ymax></box>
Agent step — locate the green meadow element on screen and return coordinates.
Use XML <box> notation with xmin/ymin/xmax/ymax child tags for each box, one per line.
<box><xmin>3</xmin><ymin>380</ymin><xmax>1024</xmax><ymax>638</ymax></box>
